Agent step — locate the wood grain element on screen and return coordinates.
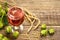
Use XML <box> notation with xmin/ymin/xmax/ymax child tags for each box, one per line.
<box><xmin>0</xmin><ymin>26</ymin><xmax>60</xmax><ymax>40</ymax></box>
<box><xmin>10</xmin><ymin>0</ymin><xmax>60</xmax><ymax>26</ymax></box>
<box><xmin>0</xmin><ymin>0</ymin><xmax>60</xmax><ymax>40</ymax></box>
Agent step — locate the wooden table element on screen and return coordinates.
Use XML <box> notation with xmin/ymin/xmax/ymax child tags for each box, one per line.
<box><xmin>1</xmin><ymin>0</ymin><xmax>60</xmax><ymax>40</ymax></box>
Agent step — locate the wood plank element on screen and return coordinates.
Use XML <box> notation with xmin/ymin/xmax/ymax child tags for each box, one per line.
<box><xmin>2</xmin><ymin>0</ymin><xmax>60</xmax><ymax>25</ymax></box>
<box><xmin>12</xmin><ymin>26</ymin><xmax>60</xmax><ymax>40</ymax></box>
<box><xmin>11</xmin><ymin>0</ymin><xmax>60</xmax><ymax>26</ymax></box>
<box><xmin>1</xmin><ymin>0</ymin><xmax>60</xmax><ymax>40</ymax></box>
<box><xmin>0</xmin><ymin>26</ymin><xmax>60</xmax><ymax>40</ymax></box>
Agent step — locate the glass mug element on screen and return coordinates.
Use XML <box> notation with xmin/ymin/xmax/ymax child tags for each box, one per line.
<box><xmin>7</xmin><ymin>7</ymin><xmax>24</xmax><ymax>32</ymax></box>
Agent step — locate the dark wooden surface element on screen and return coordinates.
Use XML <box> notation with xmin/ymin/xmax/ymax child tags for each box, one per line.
<box><xmin>0</xmin><ymin>0</ymin><xmax>60</xmax><ymax>40</ymax></box>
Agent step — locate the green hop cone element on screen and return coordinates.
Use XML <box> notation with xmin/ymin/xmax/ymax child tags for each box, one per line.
<box><xmin>2</xmin><ymin>37</ymin><xmax>9</xmax><ymax>40</ymax></box>
<box><xmin>0</xmin><ymin>21</ymin><xmax>3</xmax><ymax>29</ymax></box>
<box><xmin>0</xmin><ymin>5</ymin><xmax>2</xmax><ymax>11</ymax></box>
<box><xmin>41</xmin><ymin>24</ymin><xmax>46</xmax><ymax>30</ymax></box>
<box><xmin>1</xmin><ymin>9</ymin><xmax>6</xmax><ymax>18</ymax></box>
<box><xmin>13</xmin><ymin>31</ymin><xmax>19</xmax><ymax>38</ymax></box>
<box><xmin>5</xmin><ymin>7</ymin><xmax>9</xmax><ymax>13</ymax></box>
<box><xmin>0</xmin><ymin>5</ymin><xmax>2</xmax><ymax>16</ymax></box>
<box><xmin>41</xmin><ymin>30</ymin><xmax>48</xmax><ymax>36</ymax></box>
<box><xmin>48</xmin><ymin>28</ymin><xmax>55</xmax><ymax>35</ymax></box>
<box><xmin>6</xmin><ymin>26</ymin><xmax>12</xmax><ymax>34</ymax></box>
<box><xmin>0</xmin><ymin>34</ymin><xmax>4</xmax><ymax>40</ymax></box>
